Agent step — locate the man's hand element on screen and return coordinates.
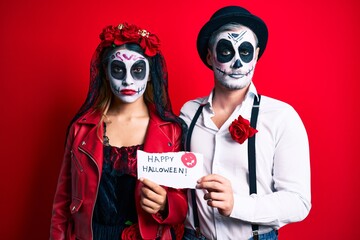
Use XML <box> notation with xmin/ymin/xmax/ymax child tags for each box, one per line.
<box><xmin>196</xmin><ymin>174</ymin><xmax>234</xmax><ymax>216</ymax></box>
<box><xmin>140</xmin><ymin>178</ymin><xmax>167</xmax><ymax>215</ymax></box>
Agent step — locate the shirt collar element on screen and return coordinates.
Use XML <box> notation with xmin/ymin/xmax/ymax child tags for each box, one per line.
<box><xmin>200</xmin><ymin>82</ymin><xmax>259</xmax><ymax>110</ymax></box>
<box><xmin>247</xmin><ymin>82</ymin><xmax>260</xmax><ymax>102</ymax></box>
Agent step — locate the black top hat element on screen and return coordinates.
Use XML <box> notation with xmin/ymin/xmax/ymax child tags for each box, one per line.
<box><xmin>197</xmin><ymin>6</ymin><xmax>268</xmax><ymax>69</ymax></box>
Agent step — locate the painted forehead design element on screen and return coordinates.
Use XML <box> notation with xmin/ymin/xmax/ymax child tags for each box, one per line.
<box><xmin>216</xmin><ymin>28</ymin><xmax>257</xmax><ymax>46</ymax></box>
<box><xmin>227</xmin><ymin>30</ymin><xmax>247</xmax><ymax>44</ymax></box>
<box><xmin>108</xmin><ymin>49</ymin><xmax>149</xmax><ymax>81</ymax></box>
<box><xmin>110</xmin><ymin>50</ymin><xmax>146</xmax><ymax>62</ymax></box>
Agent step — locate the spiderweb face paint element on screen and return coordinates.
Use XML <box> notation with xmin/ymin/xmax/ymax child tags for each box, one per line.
<box><xmin>107</xmin><ymin>49</ymin><xmax>149</xmax><ymax>103</ymax></box>
<box><xmin>210</xmin><ymin>26</ymin><xmax>258</xmax><ymax>90</ymax></box>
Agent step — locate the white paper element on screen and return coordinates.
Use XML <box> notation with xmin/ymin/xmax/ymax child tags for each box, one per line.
<box><xmin>137</xmin><ymin>150</ymin><xmax>204</xmax><ymax>189</ymax></box>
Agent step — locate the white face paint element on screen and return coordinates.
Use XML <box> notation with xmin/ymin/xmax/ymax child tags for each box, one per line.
<box><xmin>107</xmin><ymin>48</ymin><xmax>150</xmax><ymax>103</ymax></box>
<box><xmin>208</xmin><ymin>26</ymin><xmax>259</xmax><ymax>90</ymax></box>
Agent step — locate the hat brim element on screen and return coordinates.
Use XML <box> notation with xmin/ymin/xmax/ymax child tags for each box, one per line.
<box><xmin>197</xmin><ymin>14</ymin><xmax>268</xmax><ymax>69</ymax></box>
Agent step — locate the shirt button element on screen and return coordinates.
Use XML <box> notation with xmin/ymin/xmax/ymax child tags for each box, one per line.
<box><xmin>81</xmin><ymin>141</ymin><xmax>86</xmax><ymax>146</ymax></box>
<box><xmin>168</xmin><ymin>142</ymin><xmax>172</xmax><ymax>147</ymax></box>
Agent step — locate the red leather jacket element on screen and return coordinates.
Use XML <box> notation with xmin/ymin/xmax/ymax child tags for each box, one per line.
<box><xmin>50</xmin><ymin>107</ymin><xmax>187</xmax><ymax>240</ymax></box>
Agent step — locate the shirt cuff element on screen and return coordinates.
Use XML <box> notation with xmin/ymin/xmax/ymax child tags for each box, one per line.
<box><xmin>230</xmin><ymin>194</ymin><xmax>256</xmax><ymax>222</ymax></box>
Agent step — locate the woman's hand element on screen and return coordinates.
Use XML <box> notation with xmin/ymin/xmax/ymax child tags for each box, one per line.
<box><xmin>140</xmin><ymin>178</ymin><xmax>167</xmax><ymax>215</ymax></box>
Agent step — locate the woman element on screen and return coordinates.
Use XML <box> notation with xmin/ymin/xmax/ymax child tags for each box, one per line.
<box><xmin>50</xmin><ymin>23</ymin><xmax>187</xmax><ymax>240</ymax></box>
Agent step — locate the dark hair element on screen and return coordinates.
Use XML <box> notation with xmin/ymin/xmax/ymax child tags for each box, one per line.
<box><xmin>66</xmin><ymin>43</ymin><xmax>187</xmax><ymax>148</ymax></box>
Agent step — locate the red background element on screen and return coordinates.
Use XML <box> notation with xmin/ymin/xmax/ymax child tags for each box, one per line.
<box><xmin>1</xmin><ymin>0</ymin><xmax>359</xmax><ymax>239</ymax></box>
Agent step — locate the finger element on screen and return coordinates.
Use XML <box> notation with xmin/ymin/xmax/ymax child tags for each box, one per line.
<box><xmin>198</xmin><ymin>174</ymin><xmax>228</xmax><ymax>184</ymax></box>
<box><xmin>141</xmin><ymin>200</ymin><xmax>158</xmax><ymax>214</ymax></box>
<box><xmin>204</xmin><ymin>195</ymin><xmax>233</xmax><ymax>216</ymax></box>
<box><xmin>141</xmin><ymin>192</ymin><xmax>167</xmax><ymax>214</ymax></box>
<box><xmin>141</xmin><ymin>196</ymin><xmax>159</xmax><ymax>210</ymax></box>
<box><xmin>141</xmin><ymin>186</ymin><xmax>161</xmax><ymax>204</ymax></box>
<box><xmin>204</xmin><ymin>192</ymin><xmax>226</xmax><ymax>202</ymax></box>
<box><xmin>206</xmin><ymin>197</ymin><xmax>225</xmax><ymax>208</ymax></box>
<box><xmin>197</xmin><ymin>180</ymin><xmax>224</xmax><ymax>192</ymax></box>
<box><xmin>141</xmin><ymin>185</ymin><xmax>167</xmax><ymax>209</ymax></box>
<box><xmin>141</xmin><ymin>178</ymin><xmax>166</xmax><ymax>196</ymax></box>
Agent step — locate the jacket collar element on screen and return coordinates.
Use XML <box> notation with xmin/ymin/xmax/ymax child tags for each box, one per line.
<box><xmin>77</xmin><ymin>104</ymin><xmax>169</xmax><ymax>126</ymax></box>
<box><xmin>77</xmin><ymin>109</ymin><xmax>102</xmax><ymax>126</ymax></box>
<box><xmin>77</xmin><ymin>104</ymin><xmax>174</xmax><ymax>156</ymax></box>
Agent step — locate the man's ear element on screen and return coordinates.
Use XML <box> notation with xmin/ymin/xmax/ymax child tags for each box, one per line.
<box><xmin>206</xmin><ymin>49</ymin><xmax>213</xmax><ymax>67</ymax></box>
<box><xmin>255</xmin><ymin>47</ymin><xmax>260</xmax><ymax>62</ymax></box>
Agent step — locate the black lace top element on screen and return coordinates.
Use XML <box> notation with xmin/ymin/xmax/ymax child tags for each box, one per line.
<box><xmin>92</xmin><ymin>123</ymin><xmax>144</xmax><ymax>239</ymax></box>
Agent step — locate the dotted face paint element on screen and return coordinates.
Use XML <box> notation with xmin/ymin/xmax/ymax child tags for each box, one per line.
<box><xmin>107</xmin><ymin>48</ymin><xmax>149</xmax><ymax>103</ymax></box>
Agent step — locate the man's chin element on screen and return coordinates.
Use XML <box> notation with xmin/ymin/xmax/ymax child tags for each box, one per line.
<box><xmin>219</xmin><ymin>81</ymin><xmax>249</xmax><ymax>91</ymax></box>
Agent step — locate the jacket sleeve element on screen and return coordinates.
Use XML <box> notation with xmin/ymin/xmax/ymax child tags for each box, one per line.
<box><xmin>49</xmin><ymin>125</ymin><xmax>76</xmax><ymax>240</ymax></box>
<box><xmin>153</xmin><ymin>122</ymin><xmax>188</xmax><ymax>224</ymax></box>
<box><xmin>153</xmin><ymin>187</ymin><xmax>187</xmax><ymax>225</ymax></box>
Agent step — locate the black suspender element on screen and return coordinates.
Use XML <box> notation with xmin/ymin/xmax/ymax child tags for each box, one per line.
<box><xmin>185</xmin><ymin>95</ymin><xmax>261</xmax><ymax>239</ymax></box>
<box><xmin>185</xmin><ymin>104</ymin><xmax>205</xmax><ymax>152</ymax></box>
<box><xmin>185</xmin><ymin>104</ymin><xmax>205</xmax><ymax>237</ymax></box>
<box><xmin>248</xmin><ymin>95</ymin><xmax>261</xmax><ymax>239</ymax></box>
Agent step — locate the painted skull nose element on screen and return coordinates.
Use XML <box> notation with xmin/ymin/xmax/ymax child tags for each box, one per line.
<box><xmin>122</xmin><ymin>74</ymin><xmax>135</xmax><ymax>86</ymax></box>
<box><xmin>122</xmin><ymin>80</ymin><xmax>134</xmax><ymax>86</ymax></box>
<box><xmin>233</xmin><ymin>59</ymin><xmax>242</xmax><ymax>69</ymax></box>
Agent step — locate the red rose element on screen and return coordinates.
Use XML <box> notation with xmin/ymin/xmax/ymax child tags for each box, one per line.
<box><xmin>98</xmin><ymin>23</ymin><xmax>160</xmax><ymax>57</ymax></box>
<box><xmin>173</xmin><ymin>223</ymin><xmax>185</xmax><ymax>240</ymax></box>
<box><xmin>99</xmin><ymin>25</ymin><xmax>117</xmax><ymax>47</ymax></box>
<box><xmin>122</xmin><ymin>24</ymin><xmax>140</xmax><ymax>40</ymax></box>
<box><xmin>229</xmin><ymin>115</ymin><xmax>258</xmax><ymax>144</ymax></box>
<box><xmin>121</xmin><ymin>223</ymin><xmax>141</xmax><ymax>240</ymax></box>
<box><xmin>140</xmin><ymin>34</ymin><xmax>160</xmax><ymax>57</ymax></box>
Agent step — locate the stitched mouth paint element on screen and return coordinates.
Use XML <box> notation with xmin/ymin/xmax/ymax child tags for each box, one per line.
<box><xmin>107</xmin><ymin>48</ymin><xmax>149</xmax><ymax>103</ymax></box>
<box><xmin>209</xmin><ymin>25</ymin><xmax>259</xmax><ymax>90</ymax></box>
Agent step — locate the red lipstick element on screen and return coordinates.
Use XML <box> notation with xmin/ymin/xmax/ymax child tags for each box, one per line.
<box><xmin>120</xmin><ymin>89</ymin><xmax>136</xmax><ymax>95</ymax></box>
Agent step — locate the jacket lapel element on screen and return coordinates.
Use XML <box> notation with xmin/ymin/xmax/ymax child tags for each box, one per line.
<box><xmin>76</xmin><ymin>110</ymin><xmax>104</xmax><ymax>172</ymax></box>
<box><xmin>143</xmin><ymin>110</ymin><xmax>174</xmax><ymax>153</ymax></box>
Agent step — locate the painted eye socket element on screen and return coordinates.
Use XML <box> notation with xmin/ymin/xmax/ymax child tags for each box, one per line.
<box><xmin>216</xmin><ymin>39</ymin><xmax>235</xmax><ymax>63</ymax></box>
<box><xmin>110</xmin><ymin>60</ymin><xmax>126</xmax><ymax>80</ymax></box>
<box><xmin>131</xmin><ymin>60</ymin><xmax>147</xmax><ymax>80</ymax></box>
<box><xmin>132</xmin><ymin>67</ymin><xmax>143</xmax><ymax>73</ymax></box>
<box><xmin>238</xmin><ymin>41</ymin><xmax>254</xmax><ymax>63</ymax></box>
<box><xmin>113</xmin><ymin>66</ymin><xmax>124</xmax><ymax>73</ymax></box>
<box><xmin>221</xmin><ymin>49</ymin><xmax>232</xmax><ymax>56</ymax></box>
<box><xmin>240</xmin><ymin>50</ymin><xmax>250</xmax><ymax>56</ymax></box>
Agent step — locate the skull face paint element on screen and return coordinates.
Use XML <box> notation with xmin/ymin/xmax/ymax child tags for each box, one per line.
<box><xmin>107</xmin><ymin>48</ymin><xmax>149</xmax><ymax>103</ymax></box>
<box><xmin>209</xmin><ymin>26</ymin><xmax>259</xmax><ymax>90</ymax></box>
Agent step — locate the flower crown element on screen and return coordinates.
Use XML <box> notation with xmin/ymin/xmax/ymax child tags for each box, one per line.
<box><xmin>99</xmin><ymin>22</ymin><xmax>160</xmax><ymax>57</ymax></box>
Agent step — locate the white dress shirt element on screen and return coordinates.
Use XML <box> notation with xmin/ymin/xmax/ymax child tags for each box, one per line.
<box><xmin>180</xmin><ymin>83</ymin><xmax>311</xmax><ymax>240</ymax></box>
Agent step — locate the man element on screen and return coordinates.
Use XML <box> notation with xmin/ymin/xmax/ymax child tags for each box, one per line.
<box><xmin>180</xmin><ymin>6</ymin><xmax>311</xmax><ymax>240</ymax></box>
